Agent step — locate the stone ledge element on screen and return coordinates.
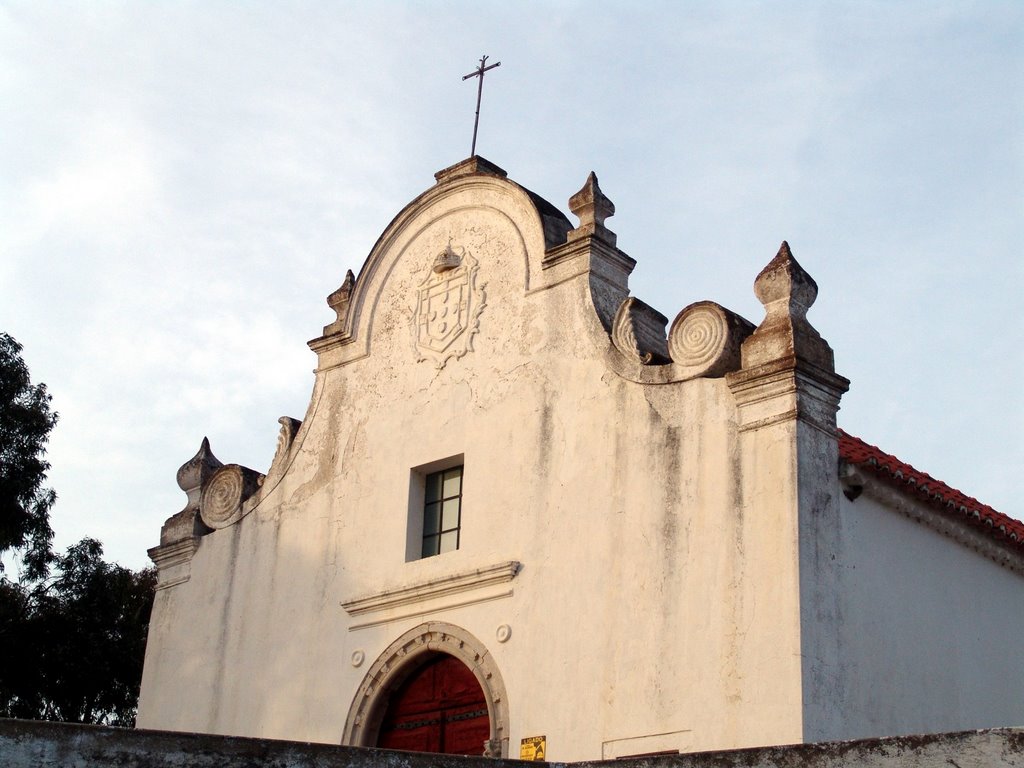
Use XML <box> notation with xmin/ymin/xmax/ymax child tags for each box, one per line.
<box><xmin>1</xmin><ymin>719</ymin><xmax>1021</xmax><ymax>768</ymax></box>
<box><xmin>341</xmin><ymin>560</ymin><xmax>521</xmax><ymax>616</ymax></box>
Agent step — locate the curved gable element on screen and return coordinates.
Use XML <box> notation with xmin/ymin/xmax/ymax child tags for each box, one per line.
<box><xmin>309</xmin><ymin>158</ymin><xmax>571</xmax><ymax>371</ymax></box>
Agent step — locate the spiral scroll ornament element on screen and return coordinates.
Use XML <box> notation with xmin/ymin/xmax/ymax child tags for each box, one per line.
<box><xmin>611</xmin><ymin>297</ymin><xmax>670</xmax><ymax>365</ymax></box>
<box><xmin>668</xmin><ymin>301</ymin><xmax>752</xmax><ymax>379</ymax></box>
<box><xmin>269</xmin><ymin>417</ymin><xmax>302</xmax><ymax>478</ymax></box>
<box><xmin>669</xmin><ymin>303</ymin><xmax>728</xmax><ymax>368</ymax></box>
<box><xmin>200</xmin><ymin>464</ymin><xmax>263</xmax><ymax>530</ymax></box>
<box><xmin>612</xmin><ymin>303</ymin><xmax>643</xmax><ymax>362</ymax></box>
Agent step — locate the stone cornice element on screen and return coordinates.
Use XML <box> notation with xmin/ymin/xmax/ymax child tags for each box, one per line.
<box><xmin>727</xmin><ymin>356</ymin><xmax>849</xmax><ymax>435</ymax></box>
<box><xmin>148</xmin><ymin>537</ymin><xmax>201</xmax><ymax>590</ymax></box>
<box><xmin>308</xmin><ymin>329</ymin><xmax>355</xmax><ymax>355</ymax></box>
<box><xmin>341</xmin><ymin>560</ymin><xmax>521</xmax><ymax>616</ymax></box>
<box><xmin>541</xmin><ymin>234</ymin><xmax>636</xmax><ymax>275</ymax></box>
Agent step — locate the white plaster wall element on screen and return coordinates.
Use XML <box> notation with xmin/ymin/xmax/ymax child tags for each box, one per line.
<box><xmin>801</xmin><ymin>487</ymin><xmax>1024</xmax><ymax>742</ymax></box>
<box><xmin>138</xmin><ymin>174</ymin><xmax>809</xmax><ymax>759</ymax></box>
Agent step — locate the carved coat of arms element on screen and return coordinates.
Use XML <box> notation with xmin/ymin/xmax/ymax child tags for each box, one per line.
<box><xmin>412</xmin><ymin>244</ymin><xmax>485</xmax><ymax>368</ymax></box>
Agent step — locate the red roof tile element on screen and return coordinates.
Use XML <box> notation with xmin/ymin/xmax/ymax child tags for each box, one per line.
<box><xmin>838</xmin><ymin>430</ymin><xmax>1024</xmax><ymax>552</ymax></box>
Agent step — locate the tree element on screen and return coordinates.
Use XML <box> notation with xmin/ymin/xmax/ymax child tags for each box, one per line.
<box><xmin>0</xmin><ymin>539</ymin><xmax>157</xmax><ymax>725</ymax></box>
<box><xmin>0</xmin><ymin>333</ymin><xmax>58</xmax><ymax>579</ymax></box>
<box><xmin>0</xmin><ymin>334</ymin><xmax>156</xmax><ymax>725</ymax></box>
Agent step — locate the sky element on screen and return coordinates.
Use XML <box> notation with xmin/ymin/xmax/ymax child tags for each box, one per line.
<box><xmin>1</xmin><ymin>1</ymin><xmax>1021</xmax><ymax>571</ymax></box>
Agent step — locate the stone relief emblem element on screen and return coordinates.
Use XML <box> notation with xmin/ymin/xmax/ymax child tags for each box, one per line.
<box><xmin>412</xmin><ymin>243</ymin><xmax>485</xmax><ymax>368</ymax></box>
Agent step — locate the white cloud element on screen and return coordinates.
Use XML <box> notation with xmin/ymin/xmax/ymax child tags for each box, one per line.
<box><xmin>1</xmin><ymin>2</ymin><xmax>1021</xmax><ymax>569</ymax></box>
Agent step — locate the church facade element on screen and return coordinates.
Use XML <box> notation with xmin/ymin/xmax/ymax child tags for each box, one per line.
<box><xmin>137</xmin><ymin>157</ymin><xmax>1024</xmax><ymax>760</ymax></box>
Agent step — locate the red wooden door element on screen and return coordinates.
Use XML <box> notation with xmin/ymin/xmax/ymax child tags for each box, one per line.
<box><xmin>377</xmin><ymin>654</ymin><xmax>490</xmax><ymax>755</ymax></box>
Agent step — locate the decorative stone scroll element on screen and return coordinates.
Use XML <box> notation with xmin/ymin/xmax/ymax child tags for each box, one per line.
<box><xmin>668</xmin><ymin>301</ymin><xmax>755</xmax><ymax>379</ymax></box>
<box><xmin>608</xmin><ymin>296</ymin><xmax>754</xmax><ymax>382</ymax></box>
<box><xmin>199</xmin><ymin>464</ymin><xmax>264</xmax><ymax>530</ymax></box>
<box><xmin>323</xmin><ymin>270</ymin><xmax>355</xmax><ymax>336</ymax></box>
<box><xmin>611</xmin><ymin>297</ymin><xmax>670</xmax><ymax>364</ymax></box>
<box><xmin>268</xmin><ymin>416</ymin><xmax>301</xmax><ymax>477</ymax></box>
<box><xmin>412</xmin><ymin>243</ymin><xmax>486</xmax><ymax>369</ymax></box>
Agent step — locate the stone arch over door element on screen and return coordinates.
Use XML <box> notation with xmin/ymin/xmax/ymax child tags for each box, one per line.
<box><xmin>343</xmin><ymin>622</ymin><xmax>510</xmax><ymax>757</ymax></box>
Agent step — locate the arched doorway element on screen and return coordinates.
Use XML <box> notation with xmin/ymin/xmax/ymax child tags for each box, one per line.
<box><xmin>343</xmin><ymin>622</ymin><xmax>510</xmax><ymax>757</ymax></box>
<box><xmin>377</xmin><ymin>653</ymin><xmax>490</xmax><ymax>754</ymax></box>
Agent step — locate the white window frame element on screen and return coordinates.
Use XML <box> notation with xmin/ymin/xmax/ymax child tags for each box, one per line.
<box><xmin>406</xmin><ymin>454</ymin><xmax>464</xmax><ymax>562</ymax></box>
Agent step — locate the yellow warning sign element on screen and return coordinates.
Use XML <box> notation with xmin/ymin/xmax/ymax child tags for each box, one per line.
<box><xmin>520</xmin><ymin>735</ymin><xmax>547</xmax><ymax>761</ymax></box>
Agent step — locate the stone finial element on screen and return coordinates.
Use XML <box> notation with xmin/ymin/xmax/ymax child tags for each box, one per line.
<box><xmin>568</xmin><ymin>171</ymin><xmax>616</xmax><ymax>246</ymax></box>
<box><xmin>327</xmin><ymin>270</ymin><xmax>355</xmax><ymax>315</ymax></box>
<box><xmin>753</xmin><ymin>241</ymin><xmax>817</xmax><ymax>313</ymax></box>
<box><xmin>741</xmin><ymin>241</ymin><xmax>835</xmax><ymax>371</ymax></box>
<box><xmin>175</xmin><ymin>437</ymin><xmax>224</xmax><ymax>515</ymax></box>
<box><xmin>324</xmin><ymin>270</ymin><xmax>355</xmax><ymax>335</ymax></box>
<box><xmin>160</xmin><ymin>437</ymin><xmax>223</xmax><ymax>546</ymax></box>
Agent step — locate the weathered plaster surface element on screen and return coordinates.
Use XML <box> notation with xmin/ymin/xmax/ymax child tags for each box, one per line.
<box><xmin>137</xmin><ymin>159</ymin><xmax>1018</xmax><ymax>761</ymax></box>
<box><xmin>800</xmin><ymin>483</ymin><xmax>1024</xmax><ymax>742</ymax></box>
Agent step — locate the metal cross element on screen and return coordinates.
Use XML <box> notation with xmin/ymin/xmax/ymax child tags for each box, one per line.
<box><xmin>463</xmin><ymin>54</ymin><xmax>501</xmax><ymax>157</ymax></box>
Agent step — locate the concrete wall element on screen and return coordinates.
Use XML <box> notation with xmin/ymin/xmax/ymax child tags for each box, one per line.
<box><xmin>1</xmin><ymin>719</ymin><xmax>1020</xmax><ymax>768</ymax></box>
<box><xmin>800</xmin><ymin>482</ymin><xmax>1024</xmax><ymax>742</ymax></box>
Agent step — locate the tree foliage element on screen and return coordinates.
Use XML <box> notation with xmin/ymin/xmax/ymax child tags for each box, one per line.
<box><xmin>0</xmin><ymin>539</ymin><xmax>156</xmax><ymax>725</ymax></box>
<box><xmin>0</xmin><ymin>332</ymin><xmax>59</xmax><ymax>579</ymax></box>
<box><xmin>0</xmin><ymin>333</ymin><xmax>156</xmax><ymax>725</ymax></box>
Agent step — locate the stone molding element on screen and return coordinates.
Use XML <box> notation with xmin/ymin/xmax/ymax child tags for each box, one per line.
<box><xmin>147</xmin><ymin>537</ymin><xmax>200</xmax><ymax>590</ymax></box>
<box><xmin>434</xmin><ymin>155</ymin><xmax>508</xmax><ymax>183</ymax></box>
<box><xmin>341</xmin><ymin>561</ymin><xmax>521</xmax><ymax>616</ymax></box>
<box><xmin>727</xmin><ymin>357</ymin><xmax>849</xmax><ymax>436</ymax></box>
<box><xmin>541</xmin><ymin>233</ymin><xmax>636</xmax><ymax>278</ymax></box>
<box><xmin>842</xmin><ymin>468</ymin><xmax>1024</xmax><ymax>576</ymax></box>
<box><xmin>343</xmin><ymin>622</ymin><xmax>510</xmax><ymax>758</ymax></box>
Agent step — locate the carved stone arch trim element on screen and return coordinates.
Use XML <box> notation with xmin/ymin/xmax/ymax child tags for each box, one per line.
<box><xmin>359</xmin><ymin>204</ymin><xmax>527</xmax><ymax>360</ymax></box>
<box><xmin>342</xmin><ymin>621</ymin><xmax>510</xmax><ymax>757</ymax></box>
<box><xmin>312</xmin><ymin>175</ymin><xmax>555</xmax><ymax>364</ymax></box>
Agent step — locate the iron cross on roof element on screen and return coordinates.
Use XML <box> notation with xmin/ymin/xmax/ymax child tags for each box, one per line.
<box><xmin>463</xmin><ymin>54</ymin><xmax>501</xmax><ymax>157</ymax></box>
